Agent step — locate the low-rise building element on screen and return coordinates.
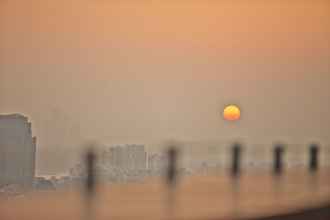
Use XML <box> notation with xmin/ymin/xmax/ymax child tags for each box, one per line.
<box><xmin>102</xmin><ymin>144</ymin><xmax>147</xmax><ymax>170</ymax></box>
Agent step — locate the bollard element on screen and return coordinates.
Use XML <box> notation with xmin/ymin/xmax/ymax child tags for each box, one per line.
<box><xmin>273</xmin><ymin>144</ymin><xmax>285</xmax><ymax>175</ymax></box>
<box><xmin>165</xmin><ymin>146</ymin><xmax>179</xmax><ymax>216</ymax></box>
<box><xmin>85</xmin><ymin>148</ymin><xmax>97</xmax><ymax>196</ymax></box>
<box><xmin>230</xmin><ymin>143</ymin><xmax>242</xmax><ymax>218</ymax></box>
<box><xmin>231</xmin><ymin>143</ymin><xmax>242</xmax><ymax>177</ymax></box>
<box><xmin>309</xmin><ymin>144</ymin><xmax>319</xmax><ymax>172</ymax></box>
<box><xmin>166</xmin><ymin>146</ymin><xmax>179</xmax><ymax>187</ymax></box>
<box><xmin>83</xmin><ymin>148</ymin><xmax>97</xmax><ymax>220</ymax></box>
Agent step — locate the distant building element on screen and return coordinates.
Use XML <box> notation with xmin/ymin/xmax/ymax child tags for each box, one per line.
<box><xmin>148</xmin><ymin>153</ymin><xmax>167</xmax><ymax>171</ymax></box>
<box><xmin>0</xmin><ymin>114</ymin><xmax>36</xmax><ymax>188</ymax></box>
<box><xmin>127</xmin><ymin>144</ymin><xmax>147</xmax><ymax>170</ymax></box>
<box><xmin>102</xmin><ymin>144</ymin><xmax>147</xmax><ymax>170</ymax></box>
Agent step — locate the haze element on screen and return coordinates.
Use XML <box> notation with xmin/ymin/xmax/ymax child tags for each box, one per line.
<box><xmin>1</xmin><ymin>0</ymin><xmax>329</xmax><ymax>173</ymax></box>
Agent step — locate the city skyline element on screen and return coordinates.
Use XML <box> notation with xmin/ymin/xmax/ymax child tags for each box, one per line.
<box><xmin>1</xmin><ymin>2</ymin><xmax>330</xmax><ymax>220</ymax></box>
<box><xmin>1</xmin><ymin>1</ymin><xmax>330</xmax><ymax>173</ymax></box>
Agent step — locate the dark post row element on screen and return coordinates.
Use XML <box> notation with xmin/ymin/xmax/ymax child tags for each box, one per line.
<box><xmin>82</xmin><ymin>143</ymin><xmax>321</xmax><ymax>194</ymax></box>
<box><xmin>230</xmin><ymin>143</ymin><xmax>320</xmax><ymax>176</ymax></box>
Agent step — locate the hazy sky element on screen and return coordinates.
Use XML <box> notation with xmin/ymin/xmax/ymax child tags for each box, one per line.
<box><xmin>1</xmin><ymin>0</ymin><xmax>330</xmax><ymax>173</ymax></box>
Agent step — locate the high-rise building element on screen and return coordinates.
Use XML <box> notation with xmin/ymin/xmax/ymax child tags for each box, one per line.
<box><xmin>0</xmin><ymin>114</ymin><xmax>36</xmax><ymax>188</ymax></box>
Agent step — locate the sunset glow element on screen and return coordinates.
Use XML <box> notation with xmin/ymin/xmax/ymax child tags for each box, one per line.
<box><xmin>1</xmin><ymin>0</ymin><xmax>329</xmax><ymax>173</ymax></box>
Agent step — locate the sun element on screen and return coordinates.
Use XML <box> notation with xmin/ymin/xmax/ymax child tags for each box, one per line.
<box><xmin>223</xmin><ymin>105</ymin><xmax>241</xmax><ymax>121</ymax></box>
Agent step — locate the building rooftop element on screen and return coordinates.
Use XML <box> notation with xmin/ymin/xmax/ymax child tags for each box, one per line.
<box><xmin>0</xmin><ymin>113</ymin><xmax>28</xmax><ymax>121</ymax></box>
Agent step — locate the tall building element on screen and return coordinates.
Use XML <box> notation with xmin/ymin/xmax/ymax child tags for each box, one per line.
<box><xmin>0</xmin><ymin>114</ymin><xmax>36</xmax><ymax>188</ymax></box>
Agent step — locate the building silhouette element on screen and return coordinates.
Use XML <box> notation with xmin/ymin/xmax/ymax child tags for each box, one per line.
<box><xmin>0</xmin><ymin>114</ymin><xmax>36</xmax><ymax>188</ymax></box>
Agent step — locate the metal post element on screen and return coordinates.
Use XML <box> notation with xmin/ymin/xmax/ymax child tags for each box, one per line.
<box><xmin>273</xmin><ymin>144</ymin><xmax>285</xmax><ymax>175</ymax></box>
<box><xmin>231</xmin><ymin>143</ymin><xmax>242</xmax><ymax>177</ymax></box>
<box><xmin>309</xmin><ymin>144</ymin><xmax>319</xmax><ymax>172</ymax></box>
<box><xmin>84</xmin><ymin>148</ymin><xmax>97</xmax><ymax>220</ymax></box>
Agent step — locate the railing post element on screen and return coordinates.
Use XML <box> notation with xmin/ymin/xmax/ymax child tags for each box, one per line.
<box><xmin>85</xmin><ymin>148</ymin><xmax>97</xmax><ymax>196</ymax></box>
<box><xmin>231</xmin><ymin>143</ymin><xmax>242</xmax><ymax>177</ymax></box>
<box><xmin>309</xmin><ymin>144</ymin><xmax>319</xmax><ymax>172</ymax></box>
<box><xmin>83</xmin><ymin>147</ymin><xmax>97</xmax><ymax>220</ymax></box>
<box><xmin>165</xmin><ymin>146</ymin><xmax>179</xmax><ymax>216</ymax></box>
<box><xmin>166</xmin><ymin>146</ymin><xmax>179</xmax><ymax>187</ymax></box>
<box><xmin>273</xmin><ymin>144</ymin><xmax>285</xmax><ymax>175</ymax></box>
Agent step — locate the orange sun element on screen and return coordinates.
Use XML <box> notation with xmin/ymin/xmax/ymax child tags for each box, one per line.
<box><xmin>223</xmin><ymin>105</ymin><xmax>241</xmax><ymax>121</ymax></box>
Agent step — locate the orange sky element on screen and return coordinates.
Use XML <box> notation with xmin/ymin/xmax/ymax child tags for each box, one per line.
<box><xmin>1</xmin><ymin>0</ymin><xmax>330</xmax><ymax>173</ymax></box>
<box><xmin>2</xmin><ymin>1</ymin><xmax>329</xmax><ymax>70</ymax></box>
